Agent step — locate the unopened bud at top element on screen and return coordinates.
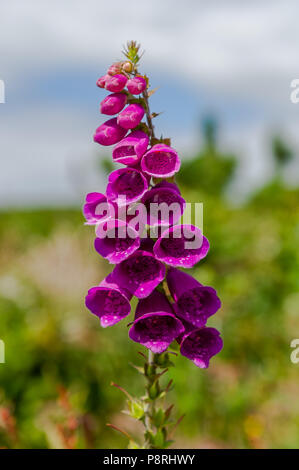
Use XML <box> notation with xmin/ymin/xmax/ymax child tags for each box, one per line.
<box><xmin>122</xmin><ymin>61</ymin><xmax>133</xmax><ymax>73</ymax></box>
<box><xmin>107</xmin><ymin>62</ymin><xmax>123</xmax><ymax>75</ymax></box>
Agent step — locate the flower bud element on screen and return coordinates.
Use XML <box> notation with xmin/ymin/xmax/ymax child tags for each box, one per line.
<box><xmin>105</xmin><ymin>74</ymin><xmax>128</xmax><ymax>92</ymax></box>
<box><xmin>100</xmin><ymin>92</ymin><xmax>127</xmax><ymax>115</ymax></box>
<box><xmin>94</xmin><ymin>118</ymin><xmax>127</xmax><ymax>146</ymax></box>
<box><xmin>127</xmin><ymin>76</ymin><xmax>147</xmax><ymax>95</ymax></box>
<box><xmin>107</xmin><ymin>62</ymin><xmax>122</xmax><ymax>75</ymax></box>
<box><xmin>117</xmin><ymin>103</ymin><xmax>145</xmax><ymax>130</ymax></box>
<box><xmin>96</xmin><ymin>74</ymin><xmax>109</xmax><ymax>88</ymax></box>
<box><xmin>122</xmin><ymin>61</ymin><xmax>133</xmax><ymax>73</ymax></box>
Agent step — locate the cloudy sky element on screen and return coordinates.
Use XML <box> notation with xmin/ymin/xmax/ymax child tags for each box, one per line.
<box><xmin>1</xmin><ymin>0</ymin><xmax>299</xmax><ymax>207</ymax></box>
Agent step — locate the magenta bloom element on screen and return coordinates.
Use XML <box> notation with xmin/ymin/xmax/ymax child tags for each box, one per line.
<box><xmin>106</xmin><ymin>167</ymin><xmax>148</xmax><ymax>206</ymax></box>
<box><xmin>180</xmin><ymin>327</ymin><xmax>223</xmax><ymax>368</ymax></box>
<box><xmin>94</xmin><ymin>118</ymin><xmax>127</xmax><ymax>146</ymax></box>
<box><xmin>105</xmin><ymin>74</ymin><xmax>128</xmax><ymax>92</ymax></box>
<box><xmin>94</xmin><ymin>219</ymin><xmax>140</xmax><ymax>264</ymax></box>
<box><xmin>83</xmin><ymin>192</ymin><xmax>111</xmax><ymax>225</ymax></box>
<box><xmin>141</xmin><ymin>182</ymin><xmax>185</xmax><ymax>227</ymax></box>
<box><xmin>96</xmin><ymin>75</ymin><xmax>109</xmax><ymax>88</ymax></box>
<box><xmin>117</xmin><ymin>104</ymin><xmax>145</xmax><ymax>130</ymax></box>
<box><xmin>141</xmin><ymin>144</ymin><xmax>181</xmax><ymax>178</ymax></box>
<box><xmin>112</xmin><ymin>250</ymin><xmax>165</xmax><ymax>298</ymax></box>
<box><xmin>100</xmin><ymin>93</ymin><xmax>127</xmax><ymax>115</ymax></box>
<box><xmin>154</xmin><ymin>225</ymin><xmax>209</xmax><ymax>268</ymax></box>
<box><xmin>127</xmin><ymin>76</ymin><xmax>147</xmax><ymax>95</ymax></box>
<box><xmin>112</xmin><ymin>130</ymin><xmax>149</xmax><ymax>165</ymax></box>
<box><xmin>129</xmin><ymin>290</ymin><xmax>184</xmax><ymax>353</ymax></box>
<box><xmin>85</xmin><ymin>274</ymin><xmax>132</xmax><ymax>328</ymax></box>
<box><xmin>167</xmin><ymin>268</ymin><xmax>221</xmax><ymax>327</ymax></box>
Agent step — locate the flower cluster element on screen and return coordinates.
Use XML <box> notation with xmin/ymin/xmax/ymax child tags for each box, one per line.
<box><xmin>84</xmin><ymin>45</ymin><xmax>223</xmax><ymax>369</ymax></box>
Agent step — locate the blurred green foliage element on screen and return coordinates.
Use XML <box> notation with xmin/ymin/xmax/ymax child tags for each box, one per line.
<box><xmin>0</xmin><ymin>127</ymin><xmax>298</xmax><ymax>449</ymax></box>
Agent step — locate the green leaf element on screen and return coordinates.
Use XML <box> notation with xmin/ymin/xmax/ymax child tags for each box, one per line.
<box><xmin>148</xmin><ymin>382</ymin><xmax>160</xmax><ymax>400</ymax></box>
<box><xmin>153</xmin><ymin>408</ymin><xmax>165</xmax><ymax>428</ymax></box>
<box><xmin>128</xmin><ymin>400</ymin><xmax>144</xmax><ymax>420</ymax></box>
<box><xmin>153</xmin><ymin>429</ymin><xmax>165</xmax><ymax>448</ymax></box>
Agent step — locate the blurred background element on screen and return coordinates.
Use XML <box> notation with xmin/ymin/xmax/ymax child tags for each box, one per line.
<box><xmin>0</xmin><ymin>0</ymin><xmax>299</xmax><ymax>449</ymax></box>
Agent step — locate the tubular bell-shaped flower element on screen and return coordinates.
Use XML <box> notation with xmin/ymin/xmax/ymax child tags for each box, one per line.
<box><xmin>94</xmin><ymin>219</ymin><xmax>140</xmax><ymax>264</ymax></box>
<box><xmin>154</xmin><ymin>224</ymin><xmax>210</xmax><ymax>268</ymax></box>
<box><xmin>180</xmin><ymin>327</ymin><xmax>223</xmax><ymax>369</ymax></box>
<box><xmin>112</xmin><ymin>250</ymin><xmax>165</xmax><ymax>298</ymax></box>
<box><xmin>167</xmin><ymin>268</ymin><xmax>221</xmax><ymax>327</ymax></box>
<box><xmin>112</xmin><ymin>130</ymin><xmax>149</xmax><ymax>165</ymax></box>
<box><xmin>129</xmin><ymin>290</ymin><xmax>185</xmax><ymax>353</ymax></box>
<box><xmin>141</xmin><ymin>182</ymin><xmax>185</xmax><ymax>227</ymax></box>
<box><xmin>85</xmin><ymin>273</ymin><xmax>132</xmax><ymax>328</ymax></box>
<box><xmin>83</xmin><ymin>192</ymin><xmax>111</xmax><ymax>225</ymax></box>
<box><xmin>106</xmin><ymin>167</ymin><xmax>148</xmax><ymax>206</ymax></box>
<box><xmin>141</xmin><ymin>144</ymin><xmax>181</xmax><ymax>178</ymax></box>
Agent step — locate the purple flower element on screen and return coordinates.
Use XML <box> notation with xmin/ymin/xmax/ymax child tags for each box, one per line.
<box><xmin>167</xmin><ymin>268</ymin><xmax>221</xmax><ymax>327</ymax></box>
<box><xmin>106</xmin><ymin>167</ymin><xmax>148</xmax><ymax>206</ymax></box>
<box><xmin>129</xmin><ymin>290</ymin><xmax>185</xmax><ymax>353</ymax></box>
<box><xmin>141</xmin><ymin>144</ymin><xmax>181</xmax><ymax>178</ymax></box>
<box><xmin>83</xmin><ymin>192</ymin><xmax>111</xmax><ymax>225</ymax></box>
<box><xmin>96</xmin><ymin>74</ymin><xmax>109</xmax><ymax>88</ymax></box>
<box><xmin>112</xmin><ymin>130</ymin><xmax>149</xmax><ymax>165</ymax></box>
<box><xmin>117</xmin><ymin>104</ymin><xmax>145</xmax><ymax>130</ymax></box>
<box><xmin>112</xmin><ymin>250</ymin><xmax>165</xmax><ymax>298</ymax></box>
<box><xmin>127</xmin><ymin>76</ymin><xmax>147</xmax><ymax>95</ymax></box>
<box><xmin>141</xmin><ymin>182</ymin><xmax>185</xmax><ymax>227</ymax></box>
<box><xmin>95</xmin><ymin>219</ymin><xmax>140</xmax><ymax>264</ymax></box>
<box><xmin>180</xmin><ymin>327</ymin><xmax>223</xmax><ymax>368</ymax></box>
<box><xmin>100</xmin><ymin>93</ymin><xmax>127</xmax><ymax>115</ymax></box>
<box><xmin>85</xmin><ymin>273</ymin><xmax>132</xmax><ymax>327</ymax></box>
<box><xmin>105</xmin><ymin>74</ymin><xmax>128</xmax><ymax>92</ymax></box>
<box><xmin>94</xmin><ymin>118</ymin><xmax>127</xmax><ymax>146</ymax></box>
<box><xmin>153</xmin><ymin>225</ymin><xmax>209</xmax><ymax>268</ymax></box>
